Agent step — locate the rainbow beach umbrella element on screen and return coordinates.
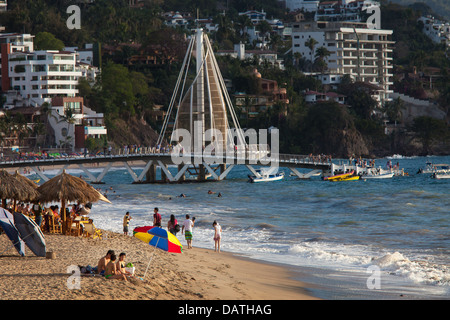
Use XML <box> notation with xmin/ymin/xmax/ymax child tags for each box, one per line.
<box><xmin>133</xmin><ymin>226</ymin><xmax>183</xmax><ymax>278</ymax></box>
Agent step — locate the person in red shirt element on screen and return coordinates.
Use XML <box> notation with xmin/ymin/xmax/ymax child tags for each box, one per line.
<box><xmin>153</xmin><ymin>207</ymin><xmax>162</xmax><ymax>227</ymax></box>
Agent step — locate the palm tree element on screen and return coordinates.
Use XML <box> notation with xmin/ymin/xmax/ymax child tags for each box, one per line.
<box><xmin>383</xmin><ymin>97</ymin><xmax>405</xmax><ymax>126</ymax></box>
<box><xmin>293</xmin><ymin>52</ymin><xmax>303</xmax><ymax>70</ymax></box>
<box><xmin>58</xmin><ymin>107</ymin><xmax>76</xmax><ymax>150</ymax></box>
<box><xmin>314</xmin><ymin>46</ymin><xmax>331</xmax><ymax>73</ymax></box>
<box><xmin>305</xmin><ymin>38</ymin><xmax>318</xmax><ymax>65</ymax></box>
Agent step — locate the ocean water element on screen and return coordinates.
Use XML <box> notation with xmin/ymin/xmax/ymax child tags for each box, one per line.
<box><xmin>34</xmin><ymin>155</ymin><xmax>449</xmax><ymax>299</ymax></box>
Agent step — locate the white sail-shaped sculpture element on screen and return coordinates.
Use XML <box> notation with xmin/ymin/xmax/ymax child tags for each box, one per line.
<box><xmin>157</xmin><ymin>29</ymin><xmax>245</xmax><ymax>155</ymax></box>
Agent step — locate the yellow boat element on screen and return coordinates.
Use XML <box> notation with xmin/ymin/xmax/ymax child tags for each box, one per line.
<box><xmin>324</xmin><ymin>171</ymin><xmax>355</xmax><ymax>181</ymax></box>
<box><xmin>337</xmin><ymin>175</ymin><xmax>360</xmax><ymax>181</ymax></box>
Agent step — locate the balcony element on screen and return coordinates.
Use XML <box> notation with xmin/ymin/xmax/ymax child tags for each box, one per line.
<box><xmin>84</xmin><ymin>126</ymin><xmax>107</xmax><ymax>135</ymax></box>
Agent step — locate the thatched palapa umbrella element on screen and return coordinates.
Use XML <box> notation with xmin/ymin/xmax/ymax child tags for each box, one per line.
<box><xmin>0</xmin><ymin>170</ymin><xmax>40</xmax><ymax>208</ymax></box>
<box><xmin>12</xmin><ymin>170</ymin><xmax>39</xmax><ymax>190</ymax></box>
<box><xmin>37</xmin><ymin>170</ymin><xmax>107</xmax><ymax>234</ymax></box>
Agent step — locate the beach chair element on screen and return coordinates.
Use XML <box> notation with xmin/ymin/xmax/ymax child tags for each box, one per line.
<box><xmin>50</xmin><ymin>216</ymin><xmax>62</xmax><ymax>234</ymax></box>
<box><xmin>69</xmin><ymin>216</ymin><xmax>82</xmax><ymax>236</ymax></box>
<box><xmin>83</xmin><ymin>223</ymin><xmax>102</xmax><ymax>240</ymax></box>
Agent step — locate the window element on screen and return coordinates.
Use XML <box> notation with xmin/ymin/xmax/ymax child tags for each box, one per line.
<box><xmin>32</xmin><ymin>64</ymin><xmax>46</xmax><ymax>72</ymax></box>
<box><xmin>14</xmin><ymin>65</ymin><xmax>25</xmax><ymax>73</ymax></box>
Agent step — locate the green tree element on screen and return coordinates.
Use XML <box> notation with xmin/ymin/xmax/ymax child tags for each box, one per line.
<box><xmin>411</xmin><ymin>116</ymin><xmax>448</xmax><ymax>154</ymax></box>
<box><xmin>305</xmin><ymin>38</ymin><xmax>318</xmax><ymax>65</ymax></box>
<box><xmin>314</xmin><ymin>46</ymin><xmax>331</xmax><ymax>73</ymax></box>
<box><xmin>34</xmin><ymin>31</ymin><xmax>65</xmax><ymax>51</ymax></box>
<box><xmin>300</xmin><ymin>102</ymin><xmax>356</xmax><ymax>155</ymax></box>
<box><xmin>383</xmin><ymin>97</ymin><xmax>405</xmax><ymax>124</ymax></box>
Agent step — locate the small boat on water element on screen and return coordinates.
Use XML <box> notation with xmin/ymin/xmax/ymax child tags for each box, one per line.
<box><xmin>361</xmin><ymin>171</ymin><xmax>394</xmax><ymax>179</ymax></box>
<box><xmin>323</xmin><ymin>171</ymin><xmax>355</xmax><ymax>181</ymax></box>
<box><xmin>432</xmin><ymin>173</ymin><xmax>450</xmax><ymax>179</ymax></box>
<box><xmin>339</xmin><ymin>175</ymin><xmax>360</xmax><ymax>181</ymax></box>
<box><xmin>417</xmin><ymin>162</ymin><xmax>450</xmax><ymax>174</ymax></box>
<box><xmin>248</xmin><ymin>169</ymin><xmax>284</xmax><ymax>183</ymax></box>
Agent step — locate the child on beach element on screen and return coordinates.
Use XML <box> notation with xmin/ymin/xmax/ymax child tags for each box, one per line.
<box><xmin>213</xmin><ymin>220</ymin><xmax>222</xmax><ymax>253</ymax></box>
<box><xmin>123</xmin><ymin>212</ymin><xmax>131</xmax><ymax>235</ymax></box>
<box><xmin>105</xmin><ymin>253</ymin><xmax>127</xmax><ymax>281</ymax></box>
<box><xmin>153</xmin><ymin>207</ymin><xmax>162</xmax><ymax>227</ymax></box>
<box><xmin>116</xmin><ymin>252</ymin><xmax>134</xmax><ymax>276</ymax></box>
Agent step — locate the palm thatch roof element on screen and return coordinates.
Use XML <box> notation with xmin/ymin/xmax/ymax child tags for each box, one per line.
<box><xmin>37</xmin><ymin>170</ymin><xmax>101</xmax><ymax>204</ymax></box>
<box><xmin>12</xmin><ymin>170</ymin><xmax>38</xmax><ymax>190</ymax></box>
<box><xmin>0</xmin><ymin>170</ymin><xmax>40</xmax><ymax>202</ymax></box>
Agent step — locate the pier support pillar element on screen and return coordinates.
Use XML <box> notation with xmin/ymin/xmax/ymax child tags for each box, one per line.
<box><xmin>197</xmin><ymin>164</ymin><xmax>206</xmax><ymax>182</ymax></box>
<box><xmin>177</xmin><ymin>164</ymin><xmax>186</xmax><ymax>182</ymax></box>
<box><xmin>146</xmin><ymin>164</ymin><xmax>157</xmax><ymax>183</ymax></box>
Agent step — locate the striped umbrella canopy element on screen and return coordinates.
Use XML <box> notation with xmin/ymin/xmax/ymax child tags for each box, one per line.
<box><xmin>133</xmin><ymin>226</ymin><xmax>183</xmax><ymax>279</ymax></box>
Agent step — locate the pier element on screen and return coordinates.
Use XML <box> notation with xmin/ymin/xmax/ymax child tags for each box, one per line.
<box><xmin>0</xmin><ymin>151</ymin><xmax>332</xmax><ymax>183</ymax></box>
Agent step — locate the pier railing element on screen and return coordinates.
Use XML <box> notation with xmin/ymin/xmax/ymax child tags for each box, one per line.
<box><xmin>0</xmin><ymin>148</ymin><xmax>332</xmax><ymax>169</ymax></box>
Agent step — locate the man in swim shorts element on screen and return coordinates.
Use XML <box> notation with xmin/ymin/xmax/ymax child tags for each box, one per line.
<box><xmin>182</xmin><ymin>214</ymin><xmax>195</xmax><ymax>249</ymax></box>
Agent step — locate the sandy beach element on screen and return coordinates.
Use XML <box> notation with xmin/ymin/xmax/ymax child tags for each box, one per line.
<box><xmin>0</xmin><ymin>229</ymin><xmax>319</xmax><ymax>300</ymax></box>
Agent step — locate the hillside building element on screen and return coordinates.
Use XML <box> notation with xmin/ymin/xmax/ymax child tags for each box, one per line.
<box><xmin>291</xmin><ymin>21</ymin><xmax>394</xmax><ymax>105</ymax></box>
<box><xmin>4</xmin><ymin>50</ymin><xmax>81</xmax><ymax>107</ymax></box>
<box><xmin>283</xmin><ymin>0</ymin><xmax>320</xmax><ymax>12</ymax></box>
<box><xmin>418</xmin><ymin>15</ymin><xmax>450</xmax><ymax>48</ymax></box>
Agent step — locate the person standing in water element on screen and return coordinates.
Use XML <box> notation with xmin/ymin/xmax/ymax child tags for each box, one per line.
<box><xmin>212</xmin><ymin>220</ymin><xmax>222</xmax><ymax>253</ymax></box>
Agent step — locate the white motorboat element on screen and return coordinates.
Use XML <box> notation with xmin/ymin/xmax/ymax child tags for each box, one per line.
<box><xmin>362</xmin><ymin>172</ymin><xmax>394</xmax><ymax>179</ymax></box>
<box><xmin>432</xmin><ymin>173</ymin><xmax>450</xmax><ymax>179</ymax></box>
<box><xmin>417</xmin><ymin>162</ymin><xmax>450</xmax><ymax>174</ymax></box>
<box><xmin>248</xmin><ymin>169</ymin><xmax>284</xmax><ymax>183</ymax></box>
<box><xmin>360</xmin><ymin>167</ymin><xmax>394</xmax><ymax>179</ymax></box>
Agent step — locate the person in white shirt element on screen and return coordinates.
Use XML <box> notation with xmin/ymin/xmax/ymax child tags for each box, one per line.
<box><xmin>182</xmin><ymin>214</ymin><xmax>195</xmax><ymax>249</ymax></box>
<box><xmin>212</xmin><ymin>220</ymin><xmax>222</xmax><ymax>253</ymax></box>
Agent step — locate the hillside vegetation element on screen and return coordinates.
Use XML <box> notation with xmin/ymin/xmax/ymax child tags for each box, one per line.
<box><xmin>0</xmin><ymin>0</ymin><xmax>449</xmax><ymax>156</ymax></box>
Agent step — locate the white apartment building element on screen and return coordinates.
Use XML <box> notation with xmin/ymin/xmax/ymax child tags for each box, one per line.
<box><xmin>0</xmin><ymin>33</ymin><xmax>34</xmax><ymax>52</ymax></box>
<box><xmin>292</xmin><ymin>21</ymin><xmax>394</xmax><ymax>104</ymax></box>
<box><xmin>315</xmin><ymin>0</ymin><xmax>380</xmax><ymax>23</ymax></box>
<box><xmin>284</xmin><ymin>0</ymin><xmax>320</xmax><ymax>12</ymax></box>
<box><xmin>7</xmin><ymin>50</ymin><xmax>81</xmax><ymax>107</ymax></box>
<box><xmin>418</xmin><ymin>16</ymin><xmax>450</xmax><ymax>48</ymax></box>
<box><xmin>0</xmin><ymin>33</ymin><xmax>34</xmax><ymax>91</ymax></box>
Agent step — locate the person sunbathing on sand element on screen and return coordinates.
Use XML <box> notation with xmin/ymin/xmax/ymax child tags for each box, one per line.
<box><xmin>97</xmin><ymin>250</ymin><xmax>114</xmax><ymax>276</ymax></box>
<box><xmin>105</xmin><ymin>254</ymin><xmax>127</xmax><ymax>281</ymax></box>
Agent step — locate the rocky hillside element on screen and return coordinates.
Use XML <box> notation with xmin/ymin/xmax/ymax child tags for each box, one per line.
<box><xmin>107</xmin><ymin>116</ymin><xmax>160</xmax><ymax>148</ymax></box>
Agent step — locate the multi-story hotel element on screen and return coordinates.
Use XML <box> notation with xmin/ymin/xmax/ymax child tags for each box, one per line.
<box><xmin>292</xmin><ymin>21</ymin><xmax>394</xmax><ymax>104</ymax></box>
<box><xmin>0</xmin><ymin>32</ymin><xmax>106</xmax><ymax>150</ymax></box>
<box><xmin>0</xmin><ymin>33</ymin><xmax>35</xmax><ymax>91</ymax></box>
<box><xmin>284</xmin><ymin>0</ymin><xmax>320</xmax><ymax>12</ymax></box>
<box><xmin>4</xmin><ymin>49</ymin><xmax>81</xmax><ymax>107</ymax></box>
